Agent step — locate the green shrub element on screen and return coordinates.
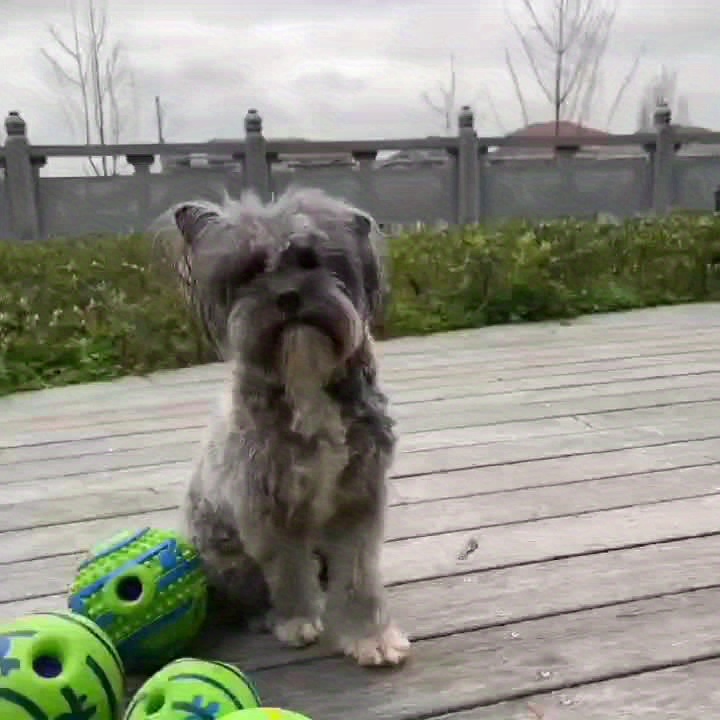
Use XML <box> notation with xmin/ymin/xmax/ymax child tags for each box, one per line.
<box><xmin>0</xmin><ymin>234</ymin><xmax>213</xmax><ymax>395</ymax></box>
<box><xmin>386</xmin><ymin>214</ymin><xmax>720</xmax><ymax>335</ymax></box>
<box><xmin>2</xmin><ymin>214</ymin><xmax>720</xmax><ymax>396</ymax></box>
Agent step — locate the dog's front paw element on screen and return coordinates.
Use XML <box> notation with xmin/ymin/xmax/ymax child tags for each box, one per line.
<box><xmin>341</xmin><ymin>622</ymin><xmax>411</xmax><ymax>667</ymax></box>
<box><xmin>273</xmin><ymin>616</ymin><xmax>324</xmax><ymax>648</ymax></box>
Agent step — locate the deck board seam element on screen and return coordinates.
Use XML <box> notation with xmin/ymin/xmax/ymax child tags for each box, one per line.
<box><xmin>5</xmin><ymin>394</ymin><xmax>720</xmax><ymax>454</ymax></box>
<box><xmin>3</xmin><ymin>486</ymin><xmax>719</xmax><ymax>545</ymax></box>
<box><xmin>405</xmin><ymin>652</ymin><xmax>720</xmax><ymax>720</ymax></box>
<box><xmin>383</xmin><ymin>529</ymin><xmax>720</xmax><ymax>588</ymax></box>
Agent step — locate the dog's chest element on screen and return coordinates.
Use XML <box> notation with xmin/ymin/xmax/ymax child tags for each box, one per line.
<box><xmin>278</xmin><ymin>391</ymin><xmax>350</xmax><ymax>527</ymax></box>
<box><xmin>287</xmin><ymin>436</ymin><xmax>348</xmax><ymax>526</ymax></box>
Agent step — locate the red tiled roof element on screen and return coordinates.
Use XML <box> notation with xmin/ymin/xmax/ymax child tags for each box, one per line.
<box><xmin>507</xmin><ymin>121</ymin><xmax>610</xmax><ymax>138</ymax></box>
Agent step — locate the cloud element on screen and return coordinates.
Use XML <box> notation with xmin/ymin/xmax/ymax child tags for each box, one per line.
<box><xmin>1</xmin><ymin>0</ymin><xmax>719</xmax><ymax>155</ymax></box>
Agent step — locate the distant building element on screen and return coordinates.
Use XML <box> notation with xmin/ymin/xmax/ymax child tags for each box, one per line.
<box><xmin>490</xmin><ymin>120</ymin><xmax>720</xmax><ymax>159</ymax></box>
<box><xmin>160</xmin><ymin>137</ymin><xmax>356</xmax><ymax>173</ymax></box>
<box><xmin>375</xmin><ymin>146</ymin><xmax>449</xmax><ymax>170</ymax></box>
<box><xmin>492</xmin><ymin>121</ymin><xmax>612</xmax><ymax>159</ymax></box>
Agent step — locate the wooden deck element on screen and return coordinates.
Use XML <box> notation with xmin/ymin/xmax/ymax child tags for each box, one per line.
<box><xmin>2</xmin><ymin>303</ymin><xmax>720</xmax><ymax>719</ymax></box>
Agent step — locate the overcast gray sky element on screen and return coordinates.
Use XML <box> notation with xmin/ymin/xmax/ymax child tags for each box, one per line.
<box><xmin>1</xmin><ymin>0</ymin><xmax>719</xmax><ymax>149</ymax></box>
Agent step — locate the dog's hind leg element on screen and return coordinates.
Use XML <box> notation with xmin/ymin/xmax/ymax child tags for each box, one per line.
<box><xmin>181</xmin><ymin>488</ymin><xmax>271</xmax><ymax>628</ymax></box>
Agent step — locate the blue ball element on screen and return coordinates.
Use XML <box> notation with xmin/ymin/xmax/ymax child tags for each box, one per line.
<box><xmin>68</xmin><ymin>527</ymin><xmax>208</xmax><ymax>674</ymax></box>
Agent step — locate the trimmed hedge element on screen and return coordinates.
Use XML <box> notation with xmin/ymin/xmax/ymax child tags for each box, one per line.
<box><xmin>2</xmin><ymin>213</ymin><xmax>720</xmax><ymax>396</ymax></box>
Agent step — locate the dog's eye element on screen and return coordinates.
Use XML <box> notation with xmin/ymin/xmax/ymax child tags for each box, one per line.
<box><xmin>296</xmin><ymin>246</ymin><xmax>319</xmax><ymax>270</ymax></box>
<box><xmin>336</xmin><ymin>278</ymin><xmax>352</xmax><ymax>298</ymax></box>
<box><xmin>210</xmin><ymin>250</ymin><xmax>268</xmax><ymax>302</ymax></box>
<box><xmin>228</xmin><ymin>251</ymin><xmax>268</xmax><ymax>286</ymax></box>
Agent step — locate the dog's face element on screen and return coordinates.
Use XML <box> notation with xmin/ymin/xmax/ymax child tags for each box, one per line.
<box><xmin>168</xmin><ymin>190</ymin><xmax>386</xmax><ymax>381</ymax></box>
<box><xmin>204</xmin><ymin>223</ymin><xmax>366</xmax><ymax>370</ymax></box>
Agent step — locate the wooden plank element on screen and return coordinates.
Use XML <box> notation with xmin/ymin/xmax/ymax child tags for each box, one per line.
<box><xmin>377</xmin><ymin>330</ymin><xmax>720</xmax><ymax>366</ymax></box>
<box><xmin>2</xmin><ymin>328</ymin><xmax>719</xmax><ymax>424</ymax></box>
<box><xmin>3</xmin><ymin>490</ymin><xmax>720</xmax><ymax>604</ymax></box>
<box><xmin>3</xmin><ymin>533</ymin><xmax>719</xmax><ymax>673</ymax></box>
<box><xmin>4</xmin><ymin>373</ymin><xmax>720</xmax><ymax>449</ymax></box>
<box><xmin>445</xmin><ymin>658</ymin><xmax>720</xmax><ymax>719</ymax></box>
<box><xmin>149</xmin><ymin>339</ymin><xmax>720</xmax><ymax>380</ymax></box>
<box><xmin>2</xmin><ymin>461</ymin><xmax>719</xmax><ymax>551</ymax></box>
<box><xmin>0</xmin><ymin>414</ymin><xmax>586</xmax><ymax>470</ymax></box>
<box><xmin>5</xmin><ymin>352</ymin><xmax>717</xmax><ymax>430</ymax></box>
<box><xmin>2</xmin><ymin>435</ymin><xmax>716</xmax><ymax>509</ymax></box>
<box><xmin>2</xmin><ymin>333</ymin><xmax>719</xmax><ymax>420</ymax></box>
<box><xmin>386</xmin><ymin>355</ymin><xmax>720</xmax><ymax>395</ymax></box>
<box><xmin>5</xmin><ymin>413</ymin><xmax>720</xmax><ymax>485</ymax></box>
<box><xmin>5</xmin><ymin>385</ymin><xmax>720</xmax><ymax>465</ymax></box>
<box><xmin>395</xmin><ymin>420</ymin><xmax>720</xmax><ymax>477</ymax></box>
<box><xmin>1</xmin><ymin>304</ymin><xmax>717</xmax><ymax>416</ymax></box>
<box><xmin>5</xmin><ymin>380</ymin><xmax>720</xmax><ymax>458</ymax></box>
<box><xmin>400</xmin><ymin>399</ymin><xmax>720</xmax><ymax>453</ymax></box>
<box><xmin>0</xmin><ymin>462</ymin><xmax>190</xmax><ymax>504</ymax></box>
<box><xmin>391</xmin><ymin>439</ymin><xmax>720</xmax><ymax>503</ymax></box>
<box><xmin>233</xmin><ymin>587</ymin><xmax>720</xmax><ymax>719</ymax></box>
<box><xmin>378</xmin><ymin>493</ymin><xmax>720</xmax><ymax>584</ymax></box>
<box><xmin>3</xmin><ymin>413</ymin><xmax>602</xmax><ymax>465</ymax></box>
<box><xmin>392</xmin><ymin>363</ymin><xmax>720</xmax><ymax>405</ymax></box>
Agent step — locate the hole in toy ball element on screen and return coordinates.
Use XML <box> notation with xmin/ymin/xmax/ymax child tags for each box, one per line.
<box><xmin>116</xmin><ymin>575</ymin><xmax>143</xmax><ymax>602</ymax></box>
<box><xmin>33</xmin><ymin>655</ymin><xmax>62</xmax><ymax>679</ymax></box>
<box><xmin>146</xmin><ymin>690</ymin><xmax>165</xmax><ymax>714</ymax></box>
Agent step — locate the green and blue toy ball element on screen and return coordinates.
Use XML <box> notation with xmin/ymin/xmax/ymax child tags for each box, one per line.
<box><xmin>123</xmin><ymin>657</ymin><xmax>261</xmax><ymax>719</ymax></box>
<box><xmin>223</xmin><ymin>710</ymin><xmax>312</xmax><ymax>719</ymax></box>
<box><xmin>68</xmin><ymin>527</ymin><xmax>208</xmax><ymax>674</ymax></box>
<box><xmin>0</xmin><ymin>611</ymin><xmax>125</xmax><ymax>720</ymax></box>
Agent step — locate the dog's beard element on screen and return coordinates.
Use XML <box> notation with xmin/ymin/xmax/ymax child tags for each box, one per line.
<box><xmin>279</xmin><ymin>325</ymin><xmax>342</xmax><ymax>438</ymax></box>
<box><xmin>279</xmin><ymin>325</ymin><xmax>350</xmax><ymax>513</ymax></box>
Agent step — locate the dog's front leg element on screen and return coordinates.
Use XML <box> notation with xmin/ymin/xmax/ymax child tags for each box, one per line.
<box><xmin>322</xmin><ymin>518</ymin><xmax>410</xmax><ymax>667</ymax></box>
<box><xmin>258</xmin><ymin>536</ymin><xmax>325</xmax><ymax>648</ymax></box>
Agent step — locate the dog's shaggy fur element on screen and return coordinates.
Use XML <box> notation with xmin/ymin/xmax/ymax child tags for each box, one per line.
<box><xmin>154</xmin><ymin>187</ymin><xmax>410</xmax><ymax>666</ymax></box>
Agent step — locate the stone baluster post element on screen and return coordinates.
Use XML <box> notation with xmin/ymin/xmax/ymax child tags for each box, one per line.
<box><xmin>243</xmin><ymin>108</ymin><xmax>270</xmax><ymax>202</ymax></box>
<box><xmin>652</xmin><ymin>100</ymin><xmax>674</xmax><ymax>215</ymax></box>
<box><xmin>127</xmin><ymin>154</ymin><xmax>155</xmax><ymax>228</ymax></box>
<box><xmin>456</xmin><ymin>105</ymin><xmax>479</xmax><ymax>225</ymax></box>
<box><xmin>3</xmin><ymin>111</ymin><xmax>41</xmax><ymax>240</ymax></box>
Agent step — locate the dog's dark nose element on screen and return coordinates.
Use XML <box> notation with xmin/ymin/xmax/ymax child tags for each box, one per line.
<box><xmin>276</xmin><ymin>290</ymin><xmax>301</xmax><ymax>314</ymax></box>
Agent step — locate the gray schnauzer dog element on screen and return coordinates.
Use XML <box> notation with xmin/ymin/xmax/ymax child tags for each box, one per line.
<box><xmin>155</xmin><ymin>187</ymin><xmax>410</xmax><ymax>667</ymax></box>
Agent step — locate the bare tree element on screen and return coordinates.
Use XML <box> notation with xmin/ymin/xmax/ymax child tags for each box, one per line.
<box><xmin>41</xmin><ymin>0</ymin><xmax>135</xmax><ymax>175</ymax></box>
<box><xmin>479</xmin><ymin>82</ymin><xmax>510</xmax><ymax>134</ymax></box>
<box><xmin>155</xmin><ymin>95</ymin><xmax>166</xmax><ymax>144</ymax></box>
<box><xmin>505</xmin><ymin>0</ymin><xmax>642</xmax><ymax>134</ymax></box>
<box><xmin>635</xmin><ymin>65</ymin><xmax>691</xmax><ymax>131</ymax></box>
<box><xmin>421</xmin><ymin>53</ymin><xmax>458</xmax><ymax>134</ymax></box>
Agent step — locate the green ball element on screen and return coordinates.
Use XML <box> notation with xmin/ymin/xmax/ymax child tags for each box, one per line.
<box><xmin>68</xmin><ymin>527</ymin><xmax>208</xmax><ymax>673</ymax></box>
<box><xmin>223</xmin><ymin>710</ymin><xmax>312</xmax><ymax>720</ymax></box>
<box><xmin>123</xmin><ymin>657</ymin><xmax>261</xmax><ymax>719</ymax></box>
<box><xmin>0</xmin><ymin>611</ymin><xmax>125</xmax><ymax>720</ymax></box>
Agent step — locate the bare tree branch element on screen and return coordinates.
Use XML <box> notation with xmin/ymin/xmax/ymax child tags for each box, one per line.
<box><xmin>605</xmin><ymin>46</ymin><xmax>644</xmax><ymax>129</ymax></box>
<box><xmin>421</xmin><ymin>91</ymin><xmax>445</xmax><ymax>116</ymax></box>
<box><xmin>506</xmin><ymin>7</ymin><xmax>554</xmax><ymax>103</ymax></box>
<box><xmin>504</xmin><ymin>0</ymin><xmax>640</xmax><ymax>135</ymax></box>
<box><xmin>505</xmin><ymin>49</ymin><xmax>530</xmax><ymax>127</ymax></box>
<box><xmin>41</xmin><ymin>0</ymin><xmax>133</xmax><ymax>176</ymax></box>
<box><xmin>519</xmin><ymin>0</ymin><xmax>555</xmax><ymax>47</ymax></box>
<box><xmin>480</xmin><ymin>84</ymin><xmax>509</xmax><ymax>133</ymax></box>
<box><xmin>420</xmin><ymin>53</ymin><xmax>457</xmax><ymax>133</ymax></box>
<box><xmin>632</xmin><ymin>62</ymin><xmax>682</xmax><ymax>133</ymax></box>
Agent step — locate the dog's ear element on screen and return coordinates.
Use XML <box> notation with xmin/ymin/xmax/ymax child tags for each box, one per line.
<box><xmin>174</xmin><ymin>203</ymin><xmax>221</xmax><ymax>246</ymax></box>
<box><xmin>351</xmin><ymin>211</ymin><xmax>387</xmax><ymax>320</ymax></box>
